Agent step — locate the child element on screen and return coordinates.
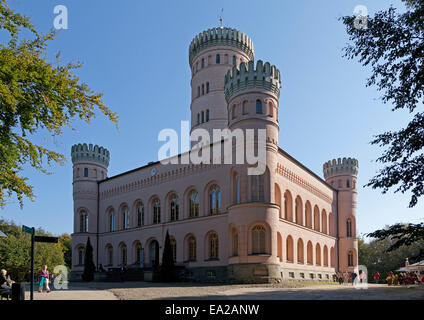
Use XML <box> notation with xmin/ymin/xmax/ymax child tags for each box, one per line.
<box><xmin>39</xmin><ymin>265</ymin><xmax>50</xmax><ymax>293</ymax></box>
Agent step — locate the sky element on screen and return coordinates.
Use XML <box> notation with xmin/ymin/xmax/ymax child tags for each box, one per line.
<box><xmin>1</xmin><ymin>0</ymin><xmax>422</xmax><ymax>238</ymax></box>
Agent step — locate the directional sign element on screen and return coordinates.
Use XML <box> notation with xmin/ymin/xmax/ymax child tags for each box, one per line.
<box><xmin>22</xmin><ymin>225</ymin><xmax>34</xmax><ymax>235</ymax></box>
<box><xmin>34</xmin><ymin>236</ymin><xmax>58</xmax><ymax>243</ymax></box>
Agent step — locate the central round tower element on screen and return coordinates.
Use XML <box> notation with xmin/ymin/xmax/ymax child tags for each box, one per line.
<box><xmin>189</xmin><ymin>27</ymin><xmax>254</xmax><ymax>145</ymax></box>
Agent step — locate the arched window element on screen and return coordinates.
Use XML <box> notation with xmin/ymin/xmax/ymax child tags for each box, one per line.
<box><xmin>135</xmin><ymin>242</ymin><xmax>142</xmax><ymax>264</ymax></box>
<box><xmin>321</xmin><ymin>210</ymin><xmax>327</xmax><ymax>234</ymax></box>
<box><xmin>277</xmin><ymin>232</ymin><xmax>283</xmax><ymax>262</ymax></box>
<box><xmin>315</xmin><ymin>244</ymin><xmax>321</xmax><ymax>266</ymax></box>
<box><xmin>305</xmin><ymin>201</ymin><xmax>312</xmax><ymax>228</ymax></box>
<box><xmin>108</xmin><ymin>209</ymin><xmax>116</xmax><ymax>232</ymax></box>
<box><xmin>208</xmin><ymin>233</ymin><xmax>219</xmax><ymax>259</ymax></box>
<box><xmin>314</xmin><ymin>206</ymin><xmax>320</xmax><ymax>232</ymax></box>
<box><xmin>78</xmin><ymin>247</ymin><xmax>85</xmax><ymax>265</ymax></box>
<box><xmin>329</xmin><ymin>213</ymin><xmax>334</xmax><ymax>236</ymax></box>
<box><xmin>201</xmin><ymin>58</ymin><xmax>205</xmax><ymax>68</ymax></box>
<box><xmin>170</xmin><ymin>238</ymin><xmax>176</xmax><ymax>262</ymax></box>
<box><xmin>189</xmin><ymin>191</ymin><xmax>199</xmax><ymax>217</ymax></box>
<box><xmin>206</xmin><ymin>82</ymin><xmax>209</xmax><ymax>94</ymax></box>
<box><xmin>197</xmin><ymin>113</ymin><xmax>200</xmax><ymax>125</ymax></box>
<box><xmin>206</xmin><ymin>109</ymin><xmax>209</xmax><ymax>122</ymax></box>
<box><xmin>252</xmin><ymin>225</ymin><xmax>266</xmax><ymax>254</ymax></box>
<box><xmin>307</xmin><ymin>241</ymin><xmax>313</xmax><ymax>265</ymax></box>
<box><xmin>286</xmin><ymin>235</ymin><xmax>294</xmax><ymax>262</ymax></box>
<box><xmin>284</xmin><ymin>190</ymin><xmax>293</xmax><ymax>221</ymax></box>
<box><xmin>232</xmin><ymin>55</ymin><xmax>236</xmax><ymax>65</ymax></box>
<box><xmin>251</xmin><ymin>174</ymin><xmax>264</xmax><ymax>202</ymax></box>
<box><xmin>256</xmin><ymin>99</ymin><xmax>262</xmax><ymax>114</ymax></box>
<box><xmin>188</xmin><ymin>236</ymin><xmax>196</xmax><ymax>260</ymax></box>
<box><xmin>201</xmin><ymin>83</ymin><xmax>204</xmax><ymax>95</ymax></box>
<box><xmin>137</xmin><ymin>203</ymin><xmax>144</xmax><ymax>227</ymax></box>
<box><xmin>268</xmin><ymin>102</ymin><xmax>273</xmax><ymax>117</ymax></box>
<box><xmin>149</xmin><ymin>240</ymin><xmax>159</xmax><ymax>268</ymax></box>
<box><xmin>209</xmin><ymin>185</ymin><xmax>221</xmax><ymax>215</ymax></box>
<box><xmin>153</xmin><ymin>199</ymin><xmax>161</xmax><ymax>224</ymax></box>
<box><xmin>295</xmin><ymin>196</ymin><xmax>303</xmax><ymax>225</ymax></box>
<box><xmin>84</xmin><ymin>168</ymin><xmax>88</xmax><ymax>177</ymax></box>
<box><xmin>346</xmin><ymin>218</ymin><xmax>352</xmax><ymax>237</ymax></box>
<box><xmin>216</xmin><ymin>54</ymin><xmax>220</xmax><ymax>64</ymax></box>
<box><xmin>232</xmin><ymin>230</ymin><xmax>238</xmax><ymax>256</ymax></box>
<box><xmin>197</xmin><ymin>86</ymin><xmax>200</xmax><ymax>97</ymax></box>
<box><xmin>201</xmin><ymin>111</ymin><xmax>205</xmax><ymax>123</ymax></box>
<box><xmin>122</xmin><ymin>207</ymin><xmax>130</xmax><ymax>230</ymax></box>
<box><xmin>106</xmin><ymin>245</ymin><xmax>113</xmax><ymax>266</ymax></box>
<box><xmin>323</xmin><ymin>245</ymin><xmax>328</xmax><ymax>266</ymax></box>
<box><xmin>232</xmin><ymin>104</ymin><xmax>236</xmax><ymax>119</ymax></box>
<box><xmin>170</xmin><ymin>195</ymin><xmax>179</xmax><ymax>221</ymax></box>
<box><xmin>330</xmin><ymin>247</ymin><xmax>335</xmax><ymax>267</ymax></box>
<box><xmin>120</xmin><ymin>244</ymin><xmax>127</xmax><ymax>266</ymax></box>
<box><xmin>346</xmin><ymin>179</ymin><xmax>350</xmax><ymax>188</ymax></box>
<box><xmin>348</xmin><ymin>251</ymin><xmax>354</xmax><ymax>267</ymax></box>
<box><xmin>242</xmin><ymin>100</ymin><xmax>248</xmax><ymax>115</ymax></box>
<box><xmin>79</xmin><ymin>210</ymin><xmax>88</xmax><ymax>233</ymax></box>
<box><xmin>297</xmin><ymin>238</ymin><xmax>304</xmax><ymax>264</ymax></box>
<box><xmin>275</xmin><ymin>184</ymin><xmax>282</xmax><ymax>218</ymax></box>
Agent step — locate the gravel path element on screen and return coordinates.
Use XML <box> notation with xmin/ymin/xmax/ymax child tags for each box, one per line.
<box><xmin>22</xmin><ymin>282</ymin><xmax>424</xmax><ymax>300</ymax></box>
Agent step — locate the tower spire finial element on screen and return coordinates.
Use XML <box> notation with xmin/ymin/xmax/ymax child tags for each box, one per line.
<box><xmin>219</xmin><ymin>8</ymin><xmax>224</xmax><ymax>28</ymax></box>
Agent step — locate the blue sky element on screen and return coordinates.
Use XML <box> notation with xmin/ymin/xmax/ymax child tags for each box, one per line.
<box><xmin>1</xmin><ymin>0</ymin><xmax>422</xmax><ymax>237</ymax></box>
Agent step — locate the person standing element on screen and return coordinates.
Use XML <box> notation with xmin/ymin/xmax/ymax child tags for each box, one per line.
<box><xmin>374</xmin><ymin>271</ymin><xmax>380</xmax><ymax>284</ymax></box>
<box><xmin>39</xmin><ymin>265</ymin><xmax>50</xmax><ymax>293</ymax></box>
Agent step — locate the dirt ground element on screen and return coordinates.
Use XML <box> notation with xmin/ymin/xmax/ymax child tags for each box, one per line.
<box><xmin>24</xmin><ymin>282</ymin><xmax>424</xmax><ymax>300</ymax></box>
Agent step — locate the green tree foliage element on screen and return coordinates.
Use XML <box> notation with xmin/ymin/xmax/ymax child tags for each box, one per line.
<box><xmin>341</xmin><ymin>0</ymin><xmax>424</xmax><ymax>256</ymax></box>
<box><xmin>58</xmin><ymin>233</ymin><xmax>72</xmax><ymax>267</ymax></box>
<box><xmin>0</xmin><ymin>2</ymin><xmax>118</xmax><ymax>208</ymax></box>
<box><xmin>160</xmin><ymin>231</ymin><xmax>176</xmax><ymax>282</ymax></box>
<box><xmin>341</xmin><ymin>1</ymin><xmax>424</xmax><ymax>208</ymax></box>
<box><xmin>0</xmin><ymin>218</ymin><xmax>65</xmax><ymax>281</ymax></box>
<box><xmin>82</xmin><ymin>237</ymin><xmax>95</xmax><ymax>282</ymax></box>
<box><xmin>358</xmin><ymin>232</ymin><xmax>423</xmax><ymax>282</ymax></box>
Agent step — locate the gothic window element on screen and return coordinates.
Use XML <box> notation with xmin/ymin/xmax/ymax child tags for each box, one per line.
<box><xmin>84</xmin><ymin>168</ymin><xmax>88</xmax><ymax>177</ymax></box>
<box><xmin>108</xmin><ymin>210</ymin><xmax>116</xmax><ymax>232</ymax></box>
<box><xmin>122</xmin><ymin>207</ymin><xmax>130</xmax><ymax>230</ymax></box>
<box><xmin>286</xmin><ymin>235</ymin><xmax>294</xmax><ymax>262</ymax></box>
<box><xmin>201</xmin><ymin>58</ymin><xmax>205</xmax><ymax>68</ymax></box>
<box><xmin>346</xmin><ymin>219</ymin><xmax>352</xmax><ymax>237</ymax></box>
<box><xmin>189</xmin><ymin>191</ymin><xmax>199</xmax><ymax>217</ymax></box>
<box><xmin>153</xmin><ymin>199</ymin><xmax>161</xmax><ymax>224</ymax></box>
<box><xmin>120</xmin><ymin>244</ymin><xmax>127</xmax><ymax>266</ymax></box>
<box><xmin>78</xmin><ymin>247</ymin><xmax>85</xmax><ymax>265</ymax></box>
<box><xmin>268</xmin><ymin>102</ymin><xmax>274</xmax><ymax>117</ymax></box>
<box><xmin>252</xmin><ymin>225</ymin><xmax>266</xmax><ymax>254</ymax></box>
<box><xmin>209</xmin><ymin>185</ymin><xmax>221</xmax><ymax>215</ymax></box>
<box><xmin>251</xmin><ymin>174</ymin><xmax>264</xmax><ymax>202</ymax></box>
<box><xmin>348</xmin><ymin>251</ymin><xmax>354</xmax><ymax>267</ymax></box>
<box><xmin>256</xmin><ymin>99</ymin><xmax>262</xmax><ymax>114</ymax></box>
<box><xmin>79</xmin><ymin>210</ymin><xmax>88</xmax><ymax>233</ymax></box>
<box><xmin>170</xmin><ymin>195</ymin><xmax>179</xmax><ymax>221</ymax></box>
<box><xmin>216</xmin><ymin>54</ymin><xmax>220</xmax><ymax>64</ymax></box>
<box><xmin>106</xmin><ymin>245</ymin><xmax>113</xmax><ymax>266</ymax></box>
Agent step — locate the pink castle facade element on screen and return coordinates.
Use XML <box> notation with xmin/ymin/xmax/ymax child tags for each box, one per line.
<box><xmin>71</xmin><ymin>27</ymin><xmax>358</xmax><ymax>283</ymax></box>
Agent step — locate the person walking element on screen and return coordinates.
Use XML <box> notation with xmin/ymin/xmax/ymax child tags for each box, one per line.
<box><xmin>39</xmin><ymin>265</ymin><xmax>50</xmax><ymax>293</ymax></box>
<box><xmin>374</xmin><ymin>271</ymin><xmax>380</xmax><ymax>284</ymax></box>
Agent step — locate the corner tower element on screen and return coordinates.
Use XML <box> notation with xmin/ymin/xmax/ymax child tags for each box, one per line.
<box><xmin>189</xmin><ymin>27</ymin><xmax>254</xmax><ymax>145</ymax></box>
<box><xmin>323</xmin><ymin>157</ymin><xmax>359</xmax><ymax>273</ymax></box>
<box><xmin>71</xmin><ymin>143</ymin><xmax>109</xmax><ymax>274</ymax></box>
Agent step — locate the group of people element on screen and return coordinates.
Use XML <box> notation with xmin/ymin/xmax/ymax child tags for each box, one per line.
<box><xmin>386</xmin><ymin>271</ymin><xmax>424</xmax><ymax>285</ymax></box>
<box><xmin>0</xmin><ymin>265</ymin><xmax>51</xmax><ymax>293</ymax></box>
<box><xmin>333</xmin><ymin>271</ymin><xmax>367</xmax><ymax>285</ymax></box>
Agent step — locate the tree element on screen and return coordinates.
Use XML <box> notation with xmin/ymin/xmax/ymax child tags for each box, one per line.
<box><xmin>0</xmin><ymin>218</ymin><xmax>65</xmax><ymax>281</ymax></box>
<box><xmin>341</xmin><ymin>0</ymin><xmax>424</xmax><ymax>255</ymax></box>
<box><xmin>58</xmin><ymin>233</ymin><xmax>72</xmax><ymax>267</ymax></box>
<box><xmin>81</xmin><ymin>237</ymin><xmax>95</xmax><ymax>282</ymax></box>
<box><xmin>0</xmin><ymin>2</ymin><xmax>118</xmax><ymax>208</ymax></box>
<box><xmin>160</xmin><ymin>230</ymin><xmax>176</xmax><ymax>282</ymax></box>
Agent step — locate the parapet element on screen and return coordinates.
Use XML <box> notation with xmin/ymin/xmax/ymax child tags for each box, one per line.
<box><xmin>71</xmin><ymin>143</ymin><xmax>110</xmax><ymax>167</ymax></box>
<box><xmin>189</xmin><ymin>27</ymin><xmax>254</xmax><ymax>65</ymax></box>
<box><xmin>224</xmin><ymin>60</ymin><xmax>281</xmax><ymax>102</ymax></box>
<box><xmin>323</xmin><ymin>157</ymin><xmax>358</xmax><ymax>179</ymax></box>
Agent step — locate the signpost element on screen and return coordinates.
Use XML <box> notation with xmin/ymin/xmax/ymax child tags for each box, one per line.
<box><xmin>22</xmin><ymin>225</ymin><xmax>58</xmax><ymax>300</ymax></box>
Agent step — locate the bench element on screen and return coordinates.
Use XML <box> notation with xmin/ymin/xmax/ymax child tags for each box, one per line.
<box><xmin>0</xmin><ymin>288</ymin><xmax>11</xmax><ymax>300</ymax></box>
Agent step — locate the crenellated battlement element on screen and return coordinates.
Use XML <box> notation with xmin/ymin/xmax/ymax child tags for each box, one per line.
<box><xmin>323</xmin><ymin>157</ymin><xmax>358</xmax><ymax>179</ymax></box>
<box><xmin>224</xmin><ymin>60</ymin><xmax>281</xmax><ymax>102</ymax></box>
<box><xmin>71</xmin><ymin>143</ymin><xmax>110</xmax><ymax>167</ymax></box>
<box><xmin>189</xmin><ymin>27</ymin><xmax>254</xmax><ymax>65</ymax></box>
